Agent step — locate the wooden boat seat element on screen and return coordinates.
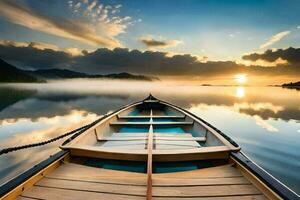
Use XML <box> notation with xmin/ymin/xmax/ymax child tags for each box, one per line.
<box><xmin>118</xmin><ymin>115</ymin><xmax>186</xmax><ymax>119</ymax></box>
<box><xmin>109</xmin><ymin>121</ymin><xmax>194</xmax><ymax>126</ymax></box>
<box><xmin>61</xmin><ymin>145</ymin><xmax>231</xmax><ymax>161</ymax></box>
<box><xmin>96</xmin><ymin>131</ymin><xmax>206</xmax><ymax>151</ymax></box>
<box><xmin>97</xmin><ymin>136</ymin><xmax>206</xmax><ymax>141</ymax></box>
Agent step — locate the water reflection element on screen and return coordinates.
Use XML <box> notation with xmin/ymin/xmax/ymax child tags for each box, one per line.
<box><xmin>0</xmin><ymin>81</ymin><xmax>299</xmax><ymax>194</ymax></box>
<box><xmin>235</xmin><ymin>87</ymin><xmax>245</xmax><ymax>98</ymax></box>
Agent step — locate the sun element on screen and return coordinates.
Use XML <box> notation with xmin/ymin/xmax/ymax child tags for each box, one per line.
<box><xmin>234</xmin><ymin>74</ymin><xmax>247</xmax><ymax>84</ymax></box>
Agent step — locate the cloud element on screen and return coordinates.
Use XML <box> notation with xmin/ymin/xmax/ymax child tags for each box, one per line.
<box><xmin>0</xmin><ymin>39</ymin><xmax>81</xmax><ymax>56</ymax></box>
<box><xmin>238</xmin><ymin>57</ymin><xmax>288</xmax><ymax>67</ymax></box>
<box><xmin>254</xmin><ymin>116</ymin><xmax>278</xmax><ymax>132</ymax></box>
<box><xmin>1</xmin><ymin>39</ymin><xmax>300</xmax><ymax>77</ymax></box>
<box><xmin>260</xmin><ymin>31</ymin><xmax>290</xmax><ymax>49</ymax></box>
<box><xmin>64</xmin><ymin>47</ymin><xmax>84</xmax><ymax>56</ymax></box>
<box><xmin>139</xmin><ymin>36</ymin><xmax>182</xmax><ymax>49</ymax></box>
<box><xmin>242</xmin><ymin>47</ymin><xmax>300</xmax><ymax>65</ymax></box>
<box><xmin>0</xmin><ymin>40</ymin><xmax>241</xmax><ymax>75</ymax></box>
<box><xmin>0</xmin><ymin>0</ymin><xmax>132</xmax><ymax>48</ymax></box>
<box><xmin>0</xmin><ymin>40</ymin><xmax>72</xmax><ymax>69</ymax></box>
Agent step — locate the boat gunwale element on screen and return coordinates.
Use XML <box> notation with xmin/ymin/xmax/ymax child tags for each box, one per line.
<box><xmin>231</xmin><ymin>152</ymin><xmax>300</xmax><ymax>200</ymax></box>
<box><xmin>0</xmin><ymin>150</ymin><xmax>69</xmax><ymax>199</ymax></box>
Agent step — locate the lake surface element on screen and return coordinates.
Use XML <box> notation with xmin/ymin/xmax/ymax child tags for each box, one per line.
<box><xmin>0</xmin><ymin>80</ymin><xmax>299</xmax><ymax>194</ymax></box>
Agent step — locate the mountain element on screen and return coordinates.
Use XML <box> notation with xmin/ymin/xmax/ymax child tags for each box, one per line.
<box><xmin>0</xmin><ymin>58</ymin><xmax>158</xmax><ymax>82</ymax></box>
<box><xmin>28</xmin><ymin>69</ymin><xmax>158</xmax><ymax>81</ymax></box>
<box><xmin>28</xmin><ymin>69</ymin><xmax>89</xmax><ymax>79</ymax></box>
<box><xmin>90</xmin><ymin>72</ymin><xmax>158</xmax><ymax>81</ymax></box>
<box><xmin>0</xmin><ymin>59</ymin><xmax>41</xmax><ymax>83</ymax></box>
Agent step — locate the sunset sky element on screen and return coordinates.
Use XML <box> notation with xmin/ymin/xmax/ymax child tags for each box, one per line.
<box><xmin>0</xmin><ymin>0</ymin><xmax>300</xmax><ymax>85</ymax></box>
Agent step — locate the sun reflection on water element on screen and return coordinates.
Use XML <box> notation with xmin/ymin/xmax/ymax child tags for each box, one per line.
<box><xmin>235</xmin><ymin>87</ymin><xmax>245</xmax><ymax>98</ymax></box>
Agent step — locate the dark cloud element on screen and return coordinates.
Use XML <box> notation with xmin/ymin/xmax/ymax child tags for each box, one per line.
<box><xmin>139</xmin><ymin>37</ymin><xmax>181</xmax><ymax>48</ymax></box>
<box><xmin>1</xmin><ymin>41</ymin><xmax>300</xmax><ymax>76</ymax></box>
<box><xmin>242</xmin><ymin>47</ymin><xmax>300</xmax><ymax>65</ymax></box>
<box><xmin>72</xmin><ymin>48</ymin><xmax>245</xmax><ymax>75</ymax></box>
<box><xmin>140</xmin><ymin>38</ymin><xmax>168</xmax><ymax>47</ymax></box>
<box><xmin>0</xmin><ymin>42</ymin><xmax>71</xmax><ymax>70</ymax></box>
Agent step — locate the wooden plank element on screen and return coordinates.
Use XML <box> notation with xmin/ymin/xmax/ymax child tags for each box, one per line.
<box><xmin>155</xmin><ymin>137</ymin><xmax>205</xmax><ymax>141</ymax></box>
<box><xmin>35</xmin><ymin>177</ymin><xmax>146</xmax><ymax>196</ymax></box>
<box><xmin>147</xmin><ymin>124</ymin><xmax>154</xmax><ymax>200</ymax></box>
<box><xmin>154</xmin><ymin>146</ymin><xmax>197</xmax><ymax>150</ymax></box>
<box><xmin>152</xmin><ymin>195</ymin><xmax>267</xmax><ymax>200</ymax></box>
<box><xmin>97</xmin><ymin>136</ymin><xmax>205</xmax><ymax>142</ymax></box>
<box><xmin>102</xmin><ymin>144</ymin><xmax>147</xmax><ymax>150</ymax></box>
<box><xmin>22</xmin><ymin>186</ymin><xmax>145</xmax><ymax>200</ymax></box>
<box><xmin>154</xmin><ymin>133</ymin><xmax>194</xmax><ymax>137</ymax></box>
<box><xmin>69</xmin><ymin>148</ymin><xmax>148</xmax><ymax>161</ymax></box>
<box><xmin>98</xmin><ymin>137</ymin><xmax>147</xmax><ymax>141</ymax></box>
<box><xmin>105</xmin><ymin>133</ymin><xmax>194</xmax><ymax>137</ymax></box>
<box><xmin>101</xmin><ymin>140</ymin><xmax>146</xmax><ymax>147</ymax></box>
<box><xmin>154</xmin><ymin>140</ymin><xmax>200</xmax><ymax>147</ymax></box>
<box><xmin>152</xmin><ymin>146</ymin><xmax>230</xmax><ymax>155</ymax></box>
<box><xmin>47</xmin><ymin>163</ymin><xmax>145</xmax><ymax>179</ymax></box>
<box><xmin>110</xmin><ymin>122</ymin><xmax>193</xmax><ymax>126</ymax></box>
<box><xmin>152</xmin><ymin>177</ymin><xmax>250</xmax><ymax>186</ymax></box>
<box><xmin>153</xmin><ymin>164</ymin><xmax>242</xmax><ymax>179</ymax></box>
<box><xmin>118</xmin><ymin>115</ymin><xmax>185</xmax><ymax>119</ymax></box>
<box><xmin>152</xmin><ymin>185</ymin><xmax>262</xmax><ymax>197</ymax></box>
<box><xmin>45</xmin><ymin>176</ymin><xmax>147</xmax><ymax>186</ymax></box>
<box><xmin>67</xmin><ymin>145</ymin><xmax>230</xmax><ymax>161</ymax></box>
<box><xmin>16</xmin><ymin>196</ymin><xmax>38</xmax><ymax>200</ymax></box>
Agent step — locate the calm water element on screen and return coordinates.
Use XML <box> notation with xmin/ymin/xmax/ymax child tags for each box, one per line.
<box><xmin>0</xmin><ymin>80</ymin><xmax>299</xmax><ymax>194</ymax></box>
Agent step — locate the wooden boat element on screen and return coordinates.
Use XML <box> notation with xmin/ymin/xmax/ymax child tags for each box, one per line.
<box><xmin>0</xmin><ymin>95</ymin><xmax>299</xmax><ymax>200</ymax></box>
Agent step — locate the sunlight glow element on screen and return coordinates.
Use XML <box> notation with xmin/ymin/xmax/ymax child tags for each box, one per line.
<box><xmin>235</xmin><ymin>74</ymin><xmax>247</xmax><ymax>84</ymax></box>
<box><xmin>235</xmin><ymin>87</ymin><xmax>245</xmax><ymax>98</ymax></box>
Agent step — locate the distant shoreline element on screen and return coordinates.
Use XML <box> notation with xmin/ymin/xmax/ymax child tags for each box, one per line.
<box><xmin>281</xmin><ymin>81</ymin><xmax>300</xmax><ymax>90</ymax></box>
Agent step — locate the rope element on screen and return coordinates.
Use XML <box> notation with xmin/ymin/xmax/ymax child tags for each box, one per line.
<box><xmin>0</xmin><ymin>121</ymin><xmax>95</xmax><ymax>156</ymax></box>
<box><xmin>0</xmin><ymin>99</ymin><xmax>140</xmax><ymax>156</ymax></box>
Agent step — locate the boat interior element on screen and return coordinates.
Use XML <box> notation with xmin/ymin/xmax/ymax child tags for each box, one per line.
<box><xmin>60</xmin><ymin>97</ymin><xmax>240</xmax><ymax>162</ymax></box>
<box><xmin>1</xmin><ymin>96</ymin><xmax>294</xmax><ymax>200</ymax></box>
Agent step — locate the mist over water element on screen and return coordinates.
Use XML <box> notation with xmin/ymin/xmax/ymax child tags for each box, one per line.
<box><xmin>0</xmin><ymin>79</ymin><xmax>300</xmax><ymax>194</ymax></box>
